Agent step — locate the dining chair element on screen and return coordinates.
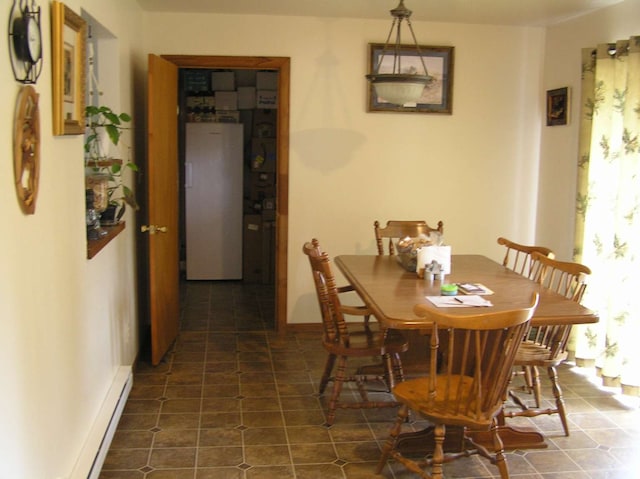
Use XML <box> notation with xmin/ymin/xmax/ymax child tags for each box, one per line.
<box><xmin>503</xmin><ymin>251</ymin><xmax>591</xmax><ymax>436</ymax></box>
<box><xmin>302</xmin><ymin>238</ymin><xmax>409</xmax><ymax>426</ymax></box>
<box><xmin>497</xmin><ymin>236</ymin><xmax>555</xmax><ymax>277</ymax></box>
<box><xmin>497</xmin><ymin>237</ymin><xmax>555</xmax><ymax>396</ymax></box>
<box><xmin>377</xmin><ymin>294</ymin><xmax>539</xmax><ymax>479</ymax></box>
<box><xmin>374</xmin><ymin>220</ymin><xmax>444</xmax><ymax>256</ymax></box>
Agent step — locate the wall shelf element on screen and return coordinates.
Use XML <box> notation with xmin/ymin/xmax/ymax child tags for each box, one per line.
<box><xmin>87</xmin><ymin>222</ymin><xmax>125</xmax><ymax>259</ymax></box>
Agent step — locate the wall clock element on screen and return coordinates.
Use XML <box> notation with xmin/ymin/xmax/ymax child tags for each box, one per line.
<box><xmin>8</xmin><ymin>0</ymin><xmax>43</xmax><ymax>84</ymax></box>
<box><xmin>14</xmin><ymin>85</ymin><xmax>41</xmax><ymax>214</ymax></box>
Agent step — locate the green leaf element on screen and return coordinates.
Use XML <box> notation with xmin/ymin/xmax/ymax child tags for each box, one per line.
<box><xmin>85</xmin><ymin>105</ymin><xmax>101</xmax><ymax>116</ymax></box>
<box><xmin>105</xmin><ymin>124</ymin><xmax>120</xmax><ymax>145</ymax></box>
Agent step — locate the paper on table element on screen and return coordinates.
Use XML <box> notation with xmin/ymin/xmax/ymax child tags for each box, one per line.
<box><xmin>426</xmin><ymin>295</ymin><xmax>493</xmax><ymax>308</ymax></box>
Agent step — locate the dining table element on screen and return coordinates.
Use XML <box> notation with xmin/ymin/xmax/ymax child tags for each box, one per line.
<box><xmin>334</xmin><ymin>253</ymin><xmax>599</xmax><ymax>452</ymax></box>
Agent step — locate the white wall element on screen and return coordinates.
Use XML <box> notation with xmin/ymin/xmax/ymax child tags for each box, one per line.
<box><xmin>538</xmin><ymin>0</ymin><xmax>640</xmax><ymax>259</ymax></box>
<box><xmin>0</xmin><ymin>1</ymin><xmax>144</xmax><ymax>477</ymax></box>
<box><xmin>143</xmin><ymin>12</ymin><xmax>546</xmax><ymax>325</ymax></box>
<box><xmin>2</xmin><ymin>2</ymin><xmax>633</xmax><ymax>476</ymax></box>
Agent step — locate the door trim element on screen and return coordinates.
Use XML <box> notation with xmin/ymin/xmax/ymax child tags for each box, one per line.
<box><xmin>161</xmin><ymin>55</ymin><xmax>289</xmax><ymax>333</ymax></box>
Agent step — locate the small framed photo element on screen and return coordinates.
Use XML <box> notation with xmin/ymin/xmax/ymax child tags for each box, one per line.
<box><xmin>546</xmin><ymin>87</ymin><xmax>570</xmax><ymax>126</ymax></box>
<box><xmin>367</xmin><ymin>43</ymin><xmax>454</xmax><ymax>114</ymax></box>
<box><xmin>51</xmin><ymin>1</ymin><xmax>87</xmax><ymax>135</ymax></box>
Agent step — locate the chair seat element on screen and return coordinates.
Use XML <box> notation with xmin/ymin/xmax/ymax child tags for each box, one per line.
<box><xmin>515</xmin><ymin>342</ymin><xmax>569</xmax><ymax>366</ymax></box>
<box><xmin>322</xmin><ymin>328</ymin><xmax>408</xmax><ymax>357</ymax></box>
<box><xmin>393</xmin><ymin>377</ymin><xmax>499</xmax><ymax>430</ymax></box>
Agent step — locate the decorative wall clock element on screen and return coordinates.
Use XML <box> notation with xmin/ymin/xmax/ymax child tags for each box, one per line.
<box><xmin>8</xmin><ymin>0</ymin><xmax>43</xmax><ymax>84</ymax></box>
<box><xmin>14</xmin><ymin>85</ymin><xmax>41</xmax><ymax>214</ymax></box>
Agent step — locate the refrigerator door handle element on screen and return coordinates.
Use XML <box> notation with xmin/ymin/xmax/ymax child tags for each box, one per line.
<box><xmin>185</xmin><ymin>162</ymin><xmax>193</xmax><ymax>188</ymax></box>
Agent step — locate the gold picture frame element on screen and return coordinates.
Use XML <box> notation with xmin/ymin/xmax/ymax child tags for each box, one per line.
<box><xmin>367</xmin><ymin>43</ymin><xmax>454</xmax><ymax>114</ymax></box>
<box><xmin>52</xmin><ymin>1</ymin><xmax>86</xmax><ymax>135</ymax></box>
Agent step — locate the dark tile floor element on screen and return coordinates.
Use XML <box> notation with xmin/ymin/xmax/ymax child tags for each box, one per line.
<box><xmin>100</xmin><ymin>281</ymin><xmax>640</xmax><ymax>478</ymax></box>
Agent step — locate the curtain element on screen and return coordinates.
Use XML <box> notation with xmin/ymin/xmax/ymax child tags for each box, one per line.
<box><xmin>571</xmin><ymin>36</ymin><xmax>640</xmax><ymax>396</ymax></box>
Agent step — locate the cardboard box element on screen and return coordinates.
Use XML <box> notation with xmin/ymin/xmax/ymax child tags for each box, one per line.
<box><xmin>251</xmin><ymin>138</ymin><xmax>276</xmax><ymax>172</ymax></box>
<box><xmin>256</xmin><ymin>71</ymin><xmax>278</xmax><ymax>90</ymax></box>
<box><xmin>215</xmin><ymin>110</ymin><xmax>240</xmax><ymax>123</ymax></box>
<box><xmin>237</xmin><ymin>87</ymin><xmax>256</xmax><ymax>110</ymax></box>
<box><xmin>236</xmin><ymin>70</ymin><xmax>256</xmax><ymax>87</ymax></box>
<box><xmin>256</xmin><ymin>90</ymin><xmax>278</xmax><ymax>109</ymax></box>
<box><xmin>211</xmin><ymin>71</ymin><xmax>235</xmax><ymax>91</ymax></box>
<box><xmin>215</xmin><ymin>91</ymin><xmax>238</xmax><ymax>110</ymax></box>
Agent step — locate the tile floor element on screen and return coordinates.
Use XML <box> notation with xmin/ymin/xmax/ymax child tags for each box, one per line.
<box><xmin>100</xmin><ymin>281</ymin><xmax>640</xmax><ymax>478</ymax></box>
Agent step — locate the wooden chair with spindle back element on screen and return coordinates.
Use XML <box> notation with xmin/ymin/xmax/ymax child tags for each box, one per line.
<box><xmin>498</xmin><ymin>236</ymin><xmax>555</xmax><ymax>277</ymax></box>
<box><xmin>503</xmin><ymin>251</ymin><xmax>591</xmax><ymax>436</ymax></box>
<box><xmin>498</xmin><ymin>236</ymin><xmax>555</xmax><ymax>398</ymax></box>
<box><xmin>374</xmin><ymin>220</ymin><xmax>444</xmax><ymax>256</ymax></box>
<box><xmin>377</xmin><ymin>294</ymin><xmax>539</xmax><ymax>479</ymax></box>
<box><xmin>302</xmin><ymin>238</ymin><xmax>409</xmax><ymax>426</ymax></box>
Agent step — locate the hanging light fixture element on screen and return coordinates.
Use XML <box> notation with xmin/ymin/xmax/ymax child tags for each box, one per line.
<box><xmin>366</xmin><ymin>0</ymin><xmax>432</xmax><ymax>106</ymax></box>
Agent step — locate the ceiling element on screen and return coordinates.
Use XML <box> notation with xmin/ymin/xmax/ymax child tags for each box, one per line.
<box><xmin>135</xmin><ymin>0</ymin><xmax>622</xmax><ymax>27</ymax></box>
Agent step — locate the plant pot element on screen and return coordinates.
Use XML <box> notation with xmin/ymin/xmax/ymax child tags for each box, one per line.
<box><xmin>100</xmin><ymin>203</ymin><xmax>125</xmax><ymax>226</ymax></box>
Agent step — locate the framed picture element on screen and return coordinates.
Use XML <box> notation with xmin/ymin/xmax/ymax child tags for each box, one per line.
<box><xmin>52</xmin><ymin>1</ymin><xmax>86</xmax><ymax>135</ymax></box>
<box><xmin>546</xmin><ymin>87</ymin><xmax>570</xmax><ymax>126</ymax></box>
<box><xmin>367</xmin><ymin>43</ymin><xmax>454</xmax><ymax>114</ymax></box>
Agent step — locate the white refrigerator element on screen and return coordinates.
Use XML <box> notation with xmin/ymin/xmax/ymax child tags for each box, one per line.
<box><xmin>185</xmin><ymin>123</ymin><xmax>243</xmax><ymax>280</ymax></box>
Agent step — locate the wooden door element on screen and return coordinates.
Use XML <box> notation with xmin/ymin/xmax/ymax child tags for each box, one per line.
<box><xmin>146</xmin><ymin>54</ymin><xmax>179</xmax><ymax>365</ymax></box>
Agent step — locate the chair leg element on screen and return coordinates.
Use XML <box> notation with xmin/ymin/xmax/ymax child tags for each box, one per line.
<box><xmin>376</xmin><ymin>404</ymin><xmax>409</xmax><ymax>474</ymax></box>
<box><xmin>319</xmin><ymin>353</ymin><xmax>336</xmax><ymax>395</ymax></box>
<box><xmin>522</xmin><ymin>366</ymin><xmax>536</xmax><ymax>402</ymax></box>
<box><xmin>431</xmin><ymin>423</ymin><xmax>446</xmax><ymax>479</ymax></box>
<box><xmin>392</xmin><ymin>353</ymin><xmax>405</xmax><ymax>384</ymax></box>
<box><xmin>326</xmin><ymin>355</ymin><xmax>347</xmax><ymax>427</ymax></box>
<box><xmin>382</xmin><ymin>353</ymin><xmax>395</xmax><ymax>392</ymax></box>
<box><xmin>531</xmin><ymin>366</ymin><xmax>542</xmax><ymax>408</ymax></box>
<box><xmin>548</xmin><ymin>365</ymin><xmax>570</xmax><ymax>436</ymax></box>
<box><xmin>491</xmin><ymin>418</ymin><xmax>510</xmax><ymax>479</ymax></box>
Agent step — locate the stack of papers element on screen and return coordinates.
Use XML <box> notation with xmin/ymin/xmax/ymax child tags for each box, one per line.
<box><xmin>456</xmin><ymin>283</ymin><xmax>494</xmax><ymax>295</ymax></box>
<box><xmin>426</xmin><ymin>295</ymin><xmax>493</xmax><ymax>308</ymax></box>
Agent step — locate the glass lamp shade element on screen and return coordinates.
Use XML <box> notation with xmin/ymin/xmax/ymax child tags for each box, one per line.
<box><xmin>367</xmin><ymin>73</ymin><xmax>430</xmax><ymax>105</ymax></box>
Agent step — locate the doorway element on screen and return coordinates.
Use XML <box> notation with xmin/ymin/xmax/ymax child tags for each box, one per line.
<box><xmin>162</xmin><ymin>55</ymin><xmax>290</xmax><ymax>333</ymax></box>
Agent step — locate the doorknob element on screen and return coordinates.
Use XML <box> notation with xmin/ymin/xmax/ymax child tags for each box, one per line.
<box><xmin>141</xmin><ymin>225</ymin><xmax>168</xmax><ymax>235</ymax></box>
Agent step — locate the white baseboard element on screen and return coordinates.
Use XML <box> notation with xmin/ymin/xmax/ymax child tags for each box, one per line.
<box><xmin>70</xmin><ymin>366</ymin><xmax>133</xmax><ymax>479</ymax></box>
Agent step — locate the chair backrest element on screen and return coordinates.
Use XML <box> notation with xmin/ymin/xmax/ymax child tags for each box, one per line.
<box><xmin>302</xmin><ymin>239</ymin><xmax>349</xmax><ymax>345</ymax></box>
<box><xmin>529</xmin><ymin>251</ymin><xmax>591</xmax><ymax>302</ymax></box>
<box><xmin>526</xmin><ymin>251</ymin><xmax>591</xmax><ymax>360</ymax></box>
<box><xmin>497</xmin><ymin>237</ymin><xmax>555</xmax><ymax>277</ymax></box>
<box><xmin>375</xmin><ymin>220</ymin><xmax>444</xmax><ymax>256</ymax></box>
<box><xmin>413</xmin><ymin>294</ymin><xmax>538</xmax><ymax>422</ymax></box>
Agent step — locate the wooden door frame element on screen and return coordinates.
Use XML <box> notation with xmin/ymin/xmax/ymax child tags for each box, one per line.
<box><xmin>161</xmin><ymin>55</ymin><xmax>289</xmax><ymax>333</ymax></box>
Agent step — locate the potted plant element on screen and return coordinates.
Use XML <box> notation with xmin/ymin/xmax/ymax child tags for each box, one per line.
<box><xmin>85</xmin><ymin>105</ymin><xmax>138</xmax><ymax>224</ymax></box>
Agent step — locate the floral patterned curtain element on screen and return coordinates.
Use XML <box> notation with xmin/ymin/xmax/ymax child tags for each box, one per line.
<box><xmin>571</xmin><ymin>36</ymin><xmax>640</xmax><ymax>396</ymax></box>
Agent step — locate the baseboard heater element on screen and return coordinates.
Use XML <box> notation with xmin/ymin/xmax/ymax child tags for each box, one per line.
<box><xmin>71</xmin><ymin>366</ymin><xmax>133</xmax><ymax>479</ymax></box>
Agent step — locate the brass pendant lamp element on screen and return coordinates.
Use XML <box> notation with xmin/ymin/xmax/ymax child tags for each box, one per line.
<box><xmin>366</xmin><ymin>0</ymin><xmax>432</xmax><ymax>105</ymax></box>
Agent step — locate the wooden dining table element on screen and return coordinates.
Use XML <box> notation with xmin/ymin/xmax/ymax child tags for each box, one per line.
<box><xmin>334</xmin><ymin>254</ymin><xmax>599</xmax><ymax>451</ymax></box>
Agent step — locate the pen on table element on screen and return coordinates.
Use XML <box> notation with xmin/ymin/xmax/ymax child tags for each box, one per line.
<box><xmin>454</xmin><ymin>297</ymin><xmax>464</xmax><ymax>304</ymax></box>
